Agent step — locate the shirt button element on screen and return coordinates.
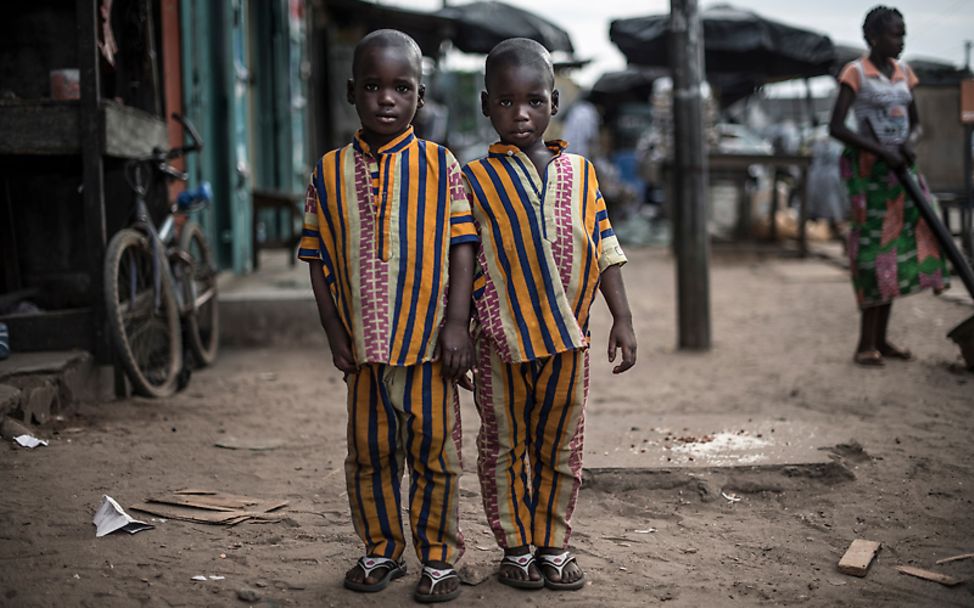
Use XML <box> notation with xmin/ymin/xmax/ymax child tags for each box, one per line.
<box><xmin>506</xmin><ymin>151</ymin><xmax>514</xmax><ymax>156</ymax></box>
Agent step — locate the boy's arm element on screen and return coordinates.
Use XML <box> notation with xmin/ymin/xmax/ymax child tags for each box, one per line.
<box><xmin>439</xmin><ymin>242</ymin><xmax>475</xmax><ymax>382</ymax></box>
<box><xmin>308</xmin><ymin>260</ymin><xmax>356</xmax><ymax>374</ymax></box>
<box><xmin>599</xmin><ymin>264</ymin><xmax>636</xmax><ymax>374</ymax></box>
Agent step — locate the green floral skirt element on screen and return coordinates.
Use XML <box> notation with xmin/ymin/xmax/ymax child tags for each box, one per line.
<box><xmin>841</xmin><ymin>148</ymin><xmax>948</xmax><ymax>309</ymax></box>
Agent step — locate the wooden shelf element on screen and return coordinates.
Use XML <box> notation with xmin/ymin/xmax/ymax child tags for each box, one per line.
<box><xmin>0</xmin><ymin>98</ymin><xmax>167</xmax><ymax>158</ymax></box>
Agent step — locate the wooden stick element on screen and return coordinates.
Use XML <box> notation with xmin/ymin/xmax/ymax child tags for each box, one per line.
<box><xmin>936</xmin><ymin>552</ymin><xmax>974</xmax><ymax>565</ymax></box>
<box><xmin>895</xmin><ymin>565</ymin><xmax>963</xmax><ymax>587</ymax></box>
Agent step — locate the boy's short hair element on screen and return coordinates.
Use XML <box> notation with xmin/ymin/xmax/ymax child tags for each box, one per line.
<box><xmin>352</xmin><ymin>29</ymin><xmax>423</xmax><ymax>80</ymax></box>
<box><xmin>484</xmin><ymin>38</ymin><xmax>554</xmax><ymax>89</ymax></box>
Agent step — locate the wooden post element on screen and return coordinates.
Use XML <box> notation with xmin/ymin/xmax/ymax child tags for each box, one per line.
<box><xmin>77</xmin><ymin>0</ymin><xmax>110</xmax><ymax>363</ymax></box>
<box><xmin>669</xmin><ymin>0</ymin><xmax>711</xmax><ymax>349</ymax></box>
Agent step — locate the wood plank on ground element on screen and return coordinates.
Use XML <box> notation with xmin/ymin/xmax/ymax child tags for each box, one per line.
<box><xmin>894</xmin><ymin>565</ymin><xmax>963</xmax><ymax>586</ymax></box>
<box><xmin>837</xmin><ymin>539</ymin><xmax>881</xmax><ymax>577</ymax></box>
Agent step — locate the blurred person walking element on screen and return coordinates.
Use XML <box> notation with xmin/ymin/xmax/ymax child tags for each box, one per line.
<box><xmin>829</xmin><ymin>5</ymin><xmax>949</xmax><ymax>367</ymax></box>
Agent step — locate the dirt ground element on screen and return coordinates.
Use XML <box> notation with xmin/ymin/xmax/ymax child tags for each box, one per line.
<box><xmin>2</xmin><ymin>246</ymin><xmax>973</xmax><ymax>607</ymax></box>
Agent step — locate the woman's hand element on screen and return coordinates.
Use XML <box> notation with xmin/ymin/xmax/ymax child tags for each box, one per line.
<box><xmin>881</xmin><ymin>147</ymin><xmax>906</xmax><ymax>170</ymax></box>
<box><xmin>899</xmin><ymin>141</ymin><xmax>916</xmax><ymax>166</ymax></box>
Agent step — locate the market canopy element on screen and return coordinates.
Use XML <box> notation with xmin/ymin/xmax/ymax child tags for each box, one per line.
<box><xmin>609</xmin><ymin>4</ymin><xmax>836</xmax><ymax>83</ymax></box>
<box><xmin>327</xmin><ymin>0</ymin><xmax>576</xmax><ymax>59</ymax></box>
<box><xmin>435</xmin><ymin>0</ymin><xmax>574</xmax><ymax>55</ymax></box>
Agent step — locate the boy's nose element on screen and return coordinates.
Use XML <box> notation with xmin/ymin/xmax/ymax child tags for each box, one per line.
<box><xmin>378</xmin><ymin>90</ymin><xmax>394</xmax><ymax>106</ymax></box>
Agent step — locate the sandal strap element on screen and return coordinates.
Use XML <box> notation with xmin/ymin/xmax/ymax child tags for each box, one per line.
<box><xmin>501</xmin><ymin>553</ymin><xmax>536</xmax><ymax>574</ymax></box>
<box><xmin>537</xmin><ymin>551</ymin><xmax>576</xmax><ymax>576</ymax></box>
<box><xmin>421</xmin><ymin>565</ymin><xmax>458</xmax><ymax>593</ymax></box>
<box><xmin>357</xmin><ymin>556</ymin><xmax>403</xmax><ymax>578</ymax></box>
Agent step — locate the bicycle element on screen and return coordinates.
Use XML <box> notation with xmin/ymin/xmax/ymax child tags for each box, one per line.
<box><xmin>103</xmin><ymin>113</ymin><xmax>219</xmax><ymax>398</ymax></box>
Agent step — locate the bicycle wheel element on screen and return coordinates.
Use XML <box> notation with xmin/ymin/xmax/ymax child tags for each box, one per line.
<box><xmin>104</xmin><ymin>228</ymin><xmax>183</xmax><ymax>397</ymax></box>
<box><xmin>178</xmin><ymin>221</ymin><xmax>220</xmax><ymax>366</ymax></box>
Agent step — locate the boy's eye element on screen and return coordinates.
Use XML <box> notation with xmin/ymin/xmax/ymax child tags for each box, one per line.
<box><xmin>396</xmin><ymin>84</ymin><xmax>410</xmax><ymax>93</ymax></box>
<box><xmin>499</xmin><ymin>100</ymin><xmax>512</xmax><ymax>107</ymax></box>
<box><xmin>364</xmin><ymin>83</ymin><xmax>378</xmax><ymax>92</ymax></box>
<box><xmin>530</xmin><ymin>99</ymin><xmax>544</xmax><ymax>107</ymax></box>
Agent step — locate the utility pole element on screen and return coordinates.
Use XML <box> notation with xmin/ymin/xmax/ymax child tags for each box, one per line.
<box><xmin>965</xmin><ymin>40</ymin><xmax>971</xmax><ymax>72</ymax></box>
<box><xmin>669</xmin><ymin>0</ymin><xmax>711</xmax><ymax>349</ymax></box>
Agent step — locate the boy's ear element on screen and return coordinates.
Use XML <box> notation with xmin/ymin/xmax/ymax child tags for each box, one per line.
<box><xmin>417</xmin><ymin>83</ymin><xmax>426</xmax><ymax>109</ymax></box>
<box><xmin>480</xmin><ymin>91</ymin><xmax>490</xmax><ymax>117</ymax></box>
<box><xmin>551</xmin><ymin>89</ymin><xmax>560</xmax><ymax>117</ymax></box>
<box><xmin>346</xmin><ymin>79</ymin><xmax>355</xmax><ymax>105</ymax></box>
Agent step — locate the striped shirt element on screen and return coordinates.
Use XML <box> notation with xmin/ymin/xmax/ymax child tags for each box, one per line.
<box><xmin>298</xmin><ymin>127</ymin><xmax>478</xmax><ymax>366</ymax></box>
<box><xmin>463</xmin><ymin>140</ymin><xmax>626</xmax><ymax>363</ymax></box>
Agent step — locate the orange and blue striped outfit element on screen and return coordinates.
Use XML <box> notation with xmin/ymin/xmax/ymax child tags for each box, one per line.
<box><xmin>298</xmin><ymin>127</ymin><xmax>476</xmax><ymax>564</ymax></box>
<box><xmin>463</xmin><ymin>141</ymin><xmax>626</xmax><ymax>549</ymax></box>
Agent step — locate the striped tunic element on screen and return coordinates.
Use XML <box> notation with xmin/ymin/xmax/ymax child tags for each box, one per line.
<box><xmin>463</xmin><ymin>141</ymin><xmax>626</xmax><ymax>363</ymax></box>
<box><xmin>298</xmin><ymin>127</ymin><xmax>478</xmax><ymax>366</ymax></box>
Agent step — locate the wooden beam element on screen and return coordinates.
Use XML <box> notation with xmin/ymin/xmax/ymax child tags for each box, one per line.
<box><xmin>77</xmin><ymin>0</ymin><xmax>110</xmax><ymax>364</ymax></box>
<box><xmin>669</xmin><ymin>0</ymin><xmax>711</xmax><ymax>350</ymax></box>
<box><xmin>0</xmin><ymin>100</ymin><xmax>81</xmax><ymax>155</ymax></box>
<box><xmin>102</xmin><ymin>100</ymin><xmax>169</xmax><ymax>158</ymax></box>
<box><xmin>0</xmin><ymin>309</ymin><xmax>93</xmax><ymax>352</ymax></box>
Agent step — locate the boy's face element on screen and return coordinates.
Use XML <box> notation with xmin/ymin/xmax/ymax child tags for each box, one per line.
<box><xmin>347</xmin><ymin>44</ymin><xmax>425</xmax><ymax>146</ymax></box>
<box><xmin>481</xmin><ymin>64</ymin><xmax>559</xmax><ymax>149</ymax></box>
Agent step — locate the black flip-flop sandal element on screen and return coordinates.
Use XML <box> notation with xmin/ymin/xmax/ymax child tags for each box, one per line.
<box><xmin>498</xmin><ymin>553</ymin><xmax>545</xmax><ymax>590</ymax></box>
<box><xmin>343</xmin><ymin>556</ymin><xmax>407</xmax><ymax>592</ymax></box>
<box><xmin>537</xmin><ymin>551</ymin><xmax>586</xmax><ymax>591</ymax></box>
<box><xmin>413</xmin><ymin>565</ymin><xmax>461</xmax><ymax>604</ymax></box>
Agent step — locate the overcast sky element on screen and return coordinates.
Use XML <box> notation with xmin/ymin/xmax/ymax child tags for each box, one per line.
<box><xmin>383</xmin><ymin>0</ymin><xmax>974</xmax><ymax>87</ymax></box>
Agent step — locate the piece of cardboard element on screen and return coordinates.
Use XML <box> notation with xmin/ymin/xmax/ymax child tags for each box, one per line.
<box><xmin>150</xmin><ymin>490</ymin><xmax>288</xmax><ymax>513</ymax></box>
<box><xmin>129</xmin><ymin>490</ymin><xmax>288</xmax><ymax>526</ymax></box>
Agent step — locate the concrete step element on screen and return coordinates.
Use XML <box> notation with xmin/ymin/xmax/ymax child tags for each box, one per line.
<box><xmin>0</xmin><ymin>350</ymin><xmax>112</xmax><ymax>424</ymax></box>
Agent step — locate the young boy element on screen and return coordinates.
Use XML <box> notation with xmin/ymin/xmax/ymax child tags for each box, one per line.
<box><xmin>298</xmin><ymin>29</ymin><xmax>477</xmax><ymax>604</ymax></box>
<box><xmin>463</xmin><ymin>38</ymin><xmax>637</xmax><ymax>591</ymax></box>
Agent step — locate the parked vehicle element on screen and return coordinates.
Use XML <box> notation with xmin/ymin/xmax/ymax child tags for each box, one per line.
<box><xmin>103</xmin><ymin>114</ymin><xmax>219</xmax><ymax>398</ymax></box>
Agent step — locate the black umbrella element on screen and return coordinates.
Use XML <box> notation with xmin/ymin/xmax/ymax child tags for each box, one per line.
<box><xmin>590</xmin><ymin>68</ymin><xmax>667</xmax><ymax>102</ymax></box>
<box><xmin>610</xmin><ymin>4</ymin><xmax>835</xmax><ymax>82</ymax></box>
<box><xmin>436</xmin><ymin>1</ymin><xmax>574</xmax><ymax>55</ymax></box>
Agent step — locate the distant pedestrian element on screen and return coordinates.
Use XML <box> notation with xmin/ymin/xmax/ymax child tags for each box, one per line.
<box><xmin>560</xmin><ymin>93</ymin><xmax>600</xmax><ymax>158</ymax></box>
<box><xmin>828</xmin><ymin>5</ymin><xmax>949</xmax><ymax>367</ymax></box>
<box><xmin>462</xmin><ymin>39</ymin><xmax>637</xmax><ymax>591</ymax></box>
<box><xmin>298</xmin><ymin>29</ymin><xmax>477</xmax><ymax>603</ymax></box>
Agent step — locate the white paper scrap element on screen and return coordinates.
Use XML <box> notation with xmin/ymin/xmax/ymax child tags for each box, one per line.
<box><xmin>13</xmin><ymin>434</ymin><xmax>48</xmax><ymax>448</ymax></box>
<box><xmin>192</xmin><ymin>575</ymin><xmax>208</xmax><ymax>581</ymax></box>
<box><xmin>208</xmin><ymin>576</ymin><xmax>225</xmax><ymax>581</ymax></box>
<box><xmin>92</xmin><ymin>495</ymin><xmax>154</xmax><ymax>537</ymax></box>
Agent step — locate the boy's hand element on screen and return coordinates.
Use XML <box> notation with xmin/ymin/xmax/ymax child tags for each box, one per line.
<box><xmin>325</xmin><ymin>323</ymin><xmax>357</xmax><ymax>375</ymax></box>
<box><xmin>607</xmin><ymin>317</ymin><xmax>637</xmax><ymax>374</ymax></box>
<box><xmin>438</xmin><ymin>321</ymin><xmax>473</xmax><ymax>383</ymax></box>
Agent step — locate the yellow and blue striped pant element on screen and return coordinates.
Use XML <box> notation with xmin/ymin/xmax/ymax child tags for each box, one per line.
<box><xmin>474</xmin><ymin>342</ymin><xmax>588</xmax><ymax>550</ymax></box>
<box><xmin>344</xmin><ymin>361</ymin><xmax>465</xmax><ymax>564</ymax></box>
